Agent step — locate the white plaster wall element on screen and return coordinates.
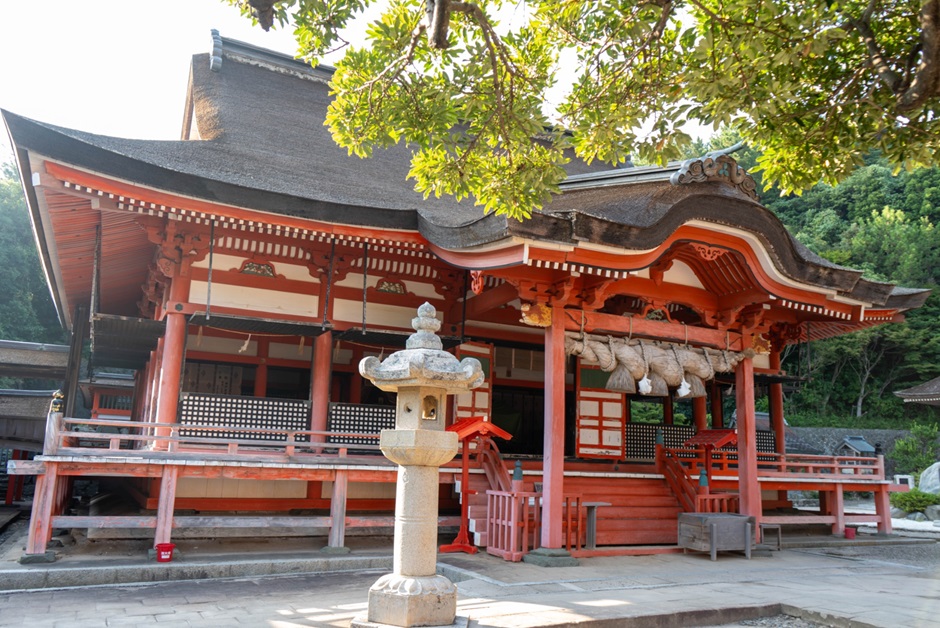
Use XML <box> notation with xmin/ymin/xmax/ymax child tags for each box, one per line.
<box><xmin>333</xmin><ymin>299</ymin><xmax>440</xmax><ymax>330</ymax></box>
<box><xmin>186</xmin><ymin>334</ymin><xmax>257</xmax><ymax>356</ymax></box>
<box><xmin>190</xmin><ymin>281</ymin><xmax>319</xmax><ymax>318</ymax></box>
<box><xmin>268</xmin><ymin>341</ymin><xmax>313</xmax><ymax>361</ymax></box>
<box><xmin>662</xmin><ymin>260</ymin><xmax>705</xmax><ymax>289</ymax></box>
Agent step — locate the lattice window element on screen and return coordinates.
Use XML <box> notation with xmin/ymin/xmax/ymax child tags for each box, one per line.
<box><xmin>756</xmin><ymin>430</ymin><xmax>776</xmax><ymax>453</ymax></box>
<box><xmin>327</xmin><ymin>402</ymin><xmax>396</xmax><ymax>445</ymax></box>
<box><xmin>625</xmin><ymin>423</ymin><xmax>777</xmax><ymax>460</ymax></box>
<box><xmin>179</xmin><ymin>393</ymin><xmax>310</xmax><ymax>442</ymax></box>
<box><xmin>626</xmin><ymin>424</ymin><xmax>696</xmax><ymax>459</ymax></box>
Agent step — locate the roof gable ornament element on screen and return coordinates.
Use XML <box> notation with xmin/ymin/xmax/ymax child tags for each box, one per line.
<box><xmin>670</xmin><ymin>144</ymin><xmax>759</xmax><ymax>201</ymax></box>
<box><xmin>210</xmin><ymin>29</ymin><xmax>223</xmax><ymax>72</ymax></box>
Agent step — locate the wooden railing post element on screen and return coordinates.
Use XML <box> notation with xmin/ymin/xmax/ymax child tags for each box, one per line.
<box><xmin>43</xmin><ymin>411</ymin><xmax>62</xmax><ymax>455</ymax></box>
<box><xmin>154</xmin><ymin>465</ymin><xmax>179</xmax><ymax>547</ymax></box>
<box><xmin>327</xmin><ymin>469</ymin><xmax>349</xmax><ymax>552</ymax></box>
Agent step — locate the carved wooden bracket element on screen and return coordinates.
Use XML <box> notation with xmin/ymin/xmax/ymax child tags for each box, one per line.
<box><xmin>508</xmin><ymin>277</ymin><xmax>576</xmax><ymax>306</ymax></box>
<box><xmin>705</xmin><ymin>305</ymin><xmax>744</xmax><ymax>330</ymax></box>
<box><xmin>138</xmin><ymin>262</ymin><xmax>167</xmax><ymax>318</ymax></box>
<box><xmin>738</xmin><ymin>305</ymin><xmax>769</xmax><ymax>335</ymax></box>
<box><xmin>767</xmin><ymin>322</ymin><xmax>804</xmax><ymax>351</ymax></box>
<box><xmin>577</xmin><ymin>278</ymin><xmax>618</xmax><ymax>311</ymax></box>
<box><xmin>146</xmin><ymin>221</ymin><xmax>210</xmax><ymax>278</ymax></box>
<box><xmin>307</xmin><ymin>249</ymin><xmax>355</xmax><ymax>282</ymax></box>
<box><xmin>648</xmin><ymin>257</ymin><xmax>674</xmax><ymax>286</ymax></box>
<box><xmin>431</xmin><ymin>268</ymin><xmax>465</xmax><ymax>299</ymax></box>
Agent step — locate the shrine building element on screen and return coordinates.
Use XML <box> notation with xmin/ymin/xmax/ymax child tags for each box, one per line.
<box><xmin>3</xmin><ymin>34</ymin><xmax>928</xmax><ymax>563</ymax></box>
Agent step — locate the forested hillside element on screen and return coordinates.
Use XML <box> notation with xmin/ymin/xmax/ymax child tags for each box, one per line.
<box><xmin>0</xmin><ymin>163</ymin><xmax>65</xmax><ymax>375</ymax></box>
<box><xmin>763</xmin><ymin>157</ymin><xmax>940</xmax><ymax>427</ymax></box>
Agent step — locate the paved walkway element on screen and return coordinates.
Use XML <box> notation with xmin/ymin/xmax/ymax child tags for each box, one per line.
<box><xmin>0</xmin><ymin>530</ymin><xmax>937</xmax><ymax>627</ymax></box>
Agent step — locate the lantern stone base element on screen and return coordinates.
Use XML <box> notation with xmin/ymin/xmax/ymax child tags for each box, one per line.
<box><xmin>355</xmin><ymin>573</ymin><xmax>458</xmax><ymax>627</ymax></box>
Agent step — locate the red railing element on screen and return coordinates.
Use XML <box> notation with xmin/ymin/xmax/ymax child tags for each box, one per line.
<box><xmin>659</xmin><ymin>446</ymin><xmax>739</xmax><ymax>514</ymax></box>
<box><xmin>485</xmin><ymin>488</ymin><xmax>541</xmax><ymax>561</ymax></box>
<box><xmin>43</xmin><ymin>413</ymin><xmax>383</xmax><ymax>460</ymax></box>
<box><xmin>477</xmin><ymin>437</ymin><xmax>512</xmax><ymax>492</ymax></box>
<box><xmin>663</xmin><ymin>446</ymin><xmax>885</xmax><ymax>481</ymax></box>
<box><xmin>485</xmin><ymin>487</ymin><xmax>587</xmax><ymax>561</ymax></box>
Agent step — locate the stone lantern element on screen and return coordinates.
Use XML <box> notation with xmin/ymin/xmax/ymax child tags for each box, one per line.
<box><xmin>356</xmin><ymin>303</ymin><xmax>483</xmax><ymax>627</ymax></box>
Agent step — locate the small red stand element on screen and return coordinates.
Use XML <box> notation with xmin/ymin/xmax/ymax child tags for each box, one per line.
<box><xmin>439</xmin><ymin>416</ymin><xmax>512</xmax><ymax>555</ymax></box>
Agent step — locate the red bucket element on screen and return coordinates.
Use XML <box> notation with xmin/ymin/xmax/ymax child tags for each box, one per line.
<box><xmin>844</xmin><ymin>527</ymin><xmax>856</xmax><ymax>540</ymax></box>
<box><xmin>155</xmin><ymin>543</ymin><xmax>176</xmax><ymax>562</ymax></box>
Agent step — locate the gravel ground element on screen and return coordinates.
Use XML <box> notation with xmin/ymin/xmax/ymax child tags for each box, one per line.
<box><xmin>0</xmin><ymin>516</ymin><xmax>26</xmax><ymax>555</ymax></box>
<box><xmin>734</xmin><ymin>616</ymin><xmax>827</xmax><ymax>627</ymax></box>
<box><xmin>797</xmin><ymin>540</ymin><xmax>940</xmax><ymax>570</ymax></box>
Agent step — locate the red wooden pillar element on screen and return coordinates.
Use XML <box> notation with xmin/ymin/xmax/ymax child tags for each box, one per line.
<box><xmin>874</xmin><ymin>483</ymin><xmax>892</xmax><ymax>535</ymax></box>
<box><xmin>769</xmin><ymin>350</ymin><xmax>786</xmax><ymax>454</ymax></box>
<box><xmin>693</xmin><ymin>397</ymin><xmax>708</xmax><ymax>432</ymax></box>
<box><xmin>255</xmin><ymin>338</ymin><xmax>269</xmax><ymax>397</ymax></box>
<box><xmin>24</xmin><ymin>461</ymin><xmax>59</xmax><ymax>558</ymax></box>
<box><xmin>350</xmin><ymin>345</ymin><xmax>363</xmax><ymax>404</ymax></box>
<box><xmin>154</xmin><ymin>465</ymin><xmax>179</xmax><ymax>547</ymax></box>
<box><xmin>735</xmin><ymin>356</ymin><xmax>761</xmax><ymax>522</ymax></box>
<box><xmin>710</xmin><ymin>381</ymin><xmax>724</xmax><ymax>429</ymax></box>
<box><xmin>830</xmin><ymin>486</ymin><xmax>845</xmax><ymax>535</ymax></box>
<box><xmin>311</xmin><ymin>331</ymin><xmax>333</xmax><ymax>439</ymax></box>
<box><xmin>145</xmin><ymin>347</ymin><xmax>160</xmax><ymax>423</ymax></box>
<box><xmin>154</xmin><ymin>269</ymin><xmax>190</xmax><ymax>450</ymax></box>
<box><xmin>4</xmin><ymin>450</ymin><xmax>21</xmax><ymax>505</ymax></box>
<box><xmin>768</xmin><ymin>349</ymin><xmax>789</xmax><ymax>505</ymax></box>
<box><xmin>155</xmin><ymin>313</ymin><xmax>185</xmax><ymax>449</ymax></box>
<box><xmin>540</xmin><ymin>305</ymin><xmax>566</xmax><ymax>549</ymax></box>
<box><xmin>327</xmin><ymin>469</ymin><xmax>349</xmax><ymax>550</ymax></box>
<box><xmin>663</xmin><ymin>395</ymin><xmax>674</xmax><ymax>425</ymax></box>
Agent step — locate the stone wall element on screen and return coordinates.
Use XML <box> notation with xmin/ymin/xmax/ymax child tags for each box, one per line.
<box><xmin>788</xmin><ymin>427</ymin><xmax>912</xmax><ymax>478</ymax></box>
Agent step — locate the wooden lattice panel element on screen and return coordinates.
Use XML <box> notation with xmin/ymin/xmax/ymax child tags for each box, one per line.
<box><xmin>756</xmin><ymin>430</ymin><xmax>776</xmax><ymax>453</ymax></box>
<box><xmin>327</xmin><ymin>402</ymin><xmax>396</xmax><ymax>444</ymax></box>
<box><xmin>179</xmin><ymin>393</ymin><xmax>310</xmax><ymax>441</ymax></box>
<box><xmin>625</xmin><ymin>423</ymin><xmax>777</xmax><ymax>460</ymax></box>
<box><xmin>627</xmin><ymin>424</ymin><xmax>696</xmax><ymax>459</ymax></box>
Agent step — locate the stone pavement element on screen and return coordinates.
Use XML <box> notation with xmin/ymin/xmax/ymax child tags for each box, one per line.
<box><xmin>0</xmin><ymin>532</ymin><xmax>938</xmax><ymax>627</ymax></box>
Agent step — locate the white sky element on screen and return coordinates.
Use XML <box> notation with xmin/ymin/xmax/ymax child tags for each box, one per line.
<box><xmin>0</xmin><ymin>0</ymin><xmax>300</xmax><ymax>164</ymax></box>
<box><xmin>0</xmin><ymin>1</ymin><xmax>710</xmax><ymax>168</ymax></box>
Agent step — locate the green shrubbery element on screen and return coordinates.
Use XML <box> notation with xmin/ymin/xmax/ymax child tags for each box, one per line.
<box><xmin>889</xmin><ymin>423</ymin><xmax>940</xmax><ymax>476</ymax></box>
<box><xmin>889</xmin><ymin>489</ymin><xmax>940</xmax><ymax>513</ymax></box>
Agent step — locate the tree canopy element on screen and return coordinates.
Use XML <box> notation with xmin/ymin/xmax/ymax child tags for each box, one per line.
<box><xmin>228</xmin><ymin>0</ymin><xmax>939</xmax><ymax>219</ymax></box>
<box><xmin>0</xmin><ymin>164</ymin><xmax>62</xmax><ymax>345</ymax></box>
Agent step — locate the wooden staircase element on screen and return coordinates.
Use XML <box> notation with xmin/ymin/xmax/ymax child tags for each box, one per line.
<box><xmin>462</xmin><ymin>471</ymin><xmax>685</xmax><ymax>548</ymax></box>
<box><xmin>564</xmin><ymin>475</ymin><xmax>684</xmax><ymax>546</ymax></box>
<box><xmin>464</xmin><ymin>438</ymin><xmax>511</xmax><ymax>547</ymax></box>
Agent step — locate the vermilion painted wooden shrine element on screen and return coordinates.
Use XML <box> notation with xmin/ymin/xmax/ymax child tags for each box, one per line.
<box><xmin>3</xmin><ymin>34</ymin><xmax>928</xmax><ymax>563</ymax></box>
